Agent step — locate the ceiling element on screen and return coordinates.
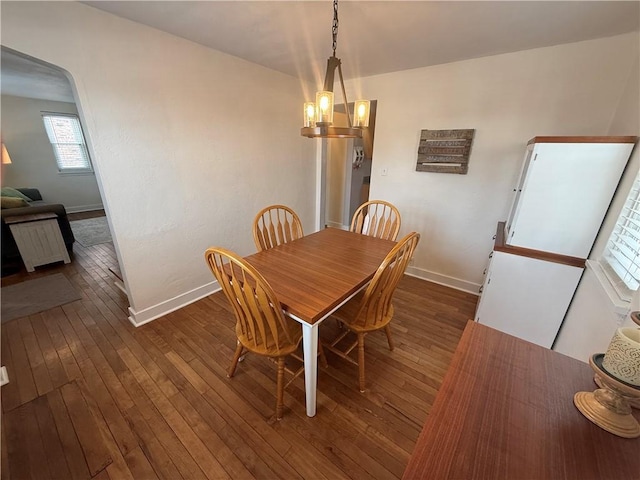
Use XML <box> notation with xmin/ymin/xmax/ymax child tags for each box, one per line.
<box><xmin>2</xmin><ymin>1</ymin><xmax>639</xmax><ymax>103</ymax></box>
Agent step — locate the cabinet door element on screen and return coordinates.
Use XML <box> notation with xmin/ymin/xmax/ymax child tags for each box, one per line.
<box><xmin>475</xmin><ymin>251</ymin><xmax>583</xmax><ymax>348</ymax></box>
<box><xmin>507</xmin><ymin>143</ymin><xmax>632</xmax><ymax>258</ymax></box>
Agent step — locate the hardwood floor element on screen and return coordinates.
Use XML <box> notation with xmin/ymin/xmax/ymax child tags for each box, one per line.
<box><xmin>67</xmin><ymin>210</ymin><xmax>107</xmax><ymax>221</ymax></box>
<box><xmin>1</xmin><ymin>235</ymin><xmax>478</xmax><ymax>479</ymax></box>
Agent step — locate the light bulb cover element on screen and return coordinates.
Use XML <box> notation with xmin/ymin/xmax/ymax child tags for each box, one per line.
<box><xmin>353</xmin><ymin>100</ymin><xmax>370</xmax><ymax>128</ymax></box>
<box><xmin>303</xmin><ymin>102</ymin><xmax>316</xmax><ymax>128</ymax></box>
<box><xmin>315</xmin><ymin>91</ymin><xmax>334</xmax><ymax>125</ymax></box>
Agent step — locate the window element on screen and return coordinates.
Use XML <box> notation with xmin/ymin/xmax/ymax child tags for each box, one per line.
<box><xmin>42</xmin><ymin>113</ymin><xmax>92</xmax><ymax>173</ymax></box>
<box><xmin>601</xmin><ymin>168</ymin><xmax>640</xmax><ymax>302</ymax></box>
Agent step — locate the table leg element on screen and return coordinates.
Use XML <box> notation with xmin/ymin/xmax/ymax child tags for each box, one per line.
<box><xmin>301</xmin><ymin>322</ymin><xmax>318</xmax><ymax>417</ymax></box>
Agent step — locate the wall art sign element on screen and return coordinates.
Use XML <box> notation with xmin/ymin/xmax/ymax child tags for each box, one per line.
<box><xmin>416</xmin><ymin>129</ymin><xmax>475</xmax><ymax>174</ymax></box>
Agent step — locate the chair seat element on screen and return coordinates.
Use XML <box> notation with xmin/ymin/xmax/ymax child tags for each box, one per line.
<box><xmin>236</xmin><ymin>318</ymin><xmax>302</xmax><ymax>357</ymax></box>
<box><xmin>332</xmin><ymin>291</ymin><xmax>395</xmax><ymax>333</ymax></box>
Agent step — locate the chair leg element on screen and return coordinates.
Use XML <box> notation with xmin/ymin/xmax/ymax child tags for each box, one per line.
<box><xmin>358</xmin><ymin>333</ymin><xmax>366</xmax><ymax>393</ymax></box>
<box><xmin>228</xmin><ymin>341</ymin><xmax>244</xmax><ymax>378</ymax></box>
<box><xmin>384</xmin><ymin>324</ymin><xmax>395</xmax><ymax>351</ymax></box>
<box><xmin>276</xmin><ymin>357</ymin><xmax>285</xmax><ymax>420</ymax></box>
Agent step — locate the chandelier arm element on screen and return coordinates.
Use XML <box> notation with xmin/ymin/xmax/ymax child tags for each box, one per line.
<box><xmin>336</xmin><ymin>62</ymin><xmax>353</xmax><ymax>128</ymax></box>
<box><xmin>323</xmin><ymin>56</ymin><xmax>341</xmax><ymax>93</ymax></box>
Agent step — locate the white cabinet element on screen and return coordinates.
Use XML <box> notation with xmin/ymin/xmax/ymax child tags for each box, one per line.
<box><xmin>476</xmin><ymin>136</ymin><xmax>636</xmax><ymax>348</ymax></box>
<box><xmin>475</xmin><ymin>249</ymin><xmax>583</xmax><ymax>348</ymax></box>
<box><xmin>505</xmin><ymin>137</ymin><xmax>634</xmax><ymax>258</ymax></box>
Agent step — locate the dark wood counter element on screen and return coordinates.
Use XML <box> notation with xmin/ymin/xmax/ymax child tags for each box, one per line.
<box><xmin>402</xmin><ymin>321</ymin><xmax>640</xmax><ymax>479</ymax></box>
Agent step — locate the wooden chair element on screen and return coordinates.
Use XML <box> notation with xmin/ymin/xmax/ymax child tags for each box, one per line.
<box><xmin>205</xmin><ymin>246</ymin><xmax>303</xmax><ymax>419</ymax></box>
<box><xmin>324</xmin><ymin>232</ymin><xmax>420</xmax><ymax>392</ymax></box>
<box><xmin>253</xmin><ymin>205</ymin><xmax>303</xmax><ymax>252</ymax></box>
<box><xmin>350</xmin><ymin>200</ymin><xmax>401</xmax><ymax>241</ymax></box>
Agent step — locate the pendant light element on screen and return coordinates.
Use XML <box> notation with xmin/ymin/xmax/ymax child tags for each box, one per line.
<box><xmin>301</xmin><ymin>0</ymin><xmax>370</xmax><ymax>139</ymax></box>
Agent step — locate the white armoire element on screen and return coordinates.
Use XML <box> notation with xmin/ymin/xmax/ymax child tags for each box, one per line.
<box><xmin>475</xmin><ymin>136</ymin><xmax>637</xmax><ymax>348</ymax></box>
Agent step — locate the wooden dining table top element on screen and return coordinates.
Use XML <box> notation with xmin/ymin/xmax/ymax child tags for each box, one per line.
<box><xmin>242</xmin><ymin>228</ymin><xmax>397</xmax><ymax>324</ymax></box>
<box><xmin>402</xmin><ymin>321</ymin><xmax>640</xmax><ymax>479</ymax></box>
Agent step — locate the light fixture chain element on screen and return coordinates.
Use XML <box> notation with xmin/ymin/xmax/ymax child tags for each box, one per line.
<box><xmin>332</xmin><ymin>0</ymin><xmax>338</xmax><ymax>56</ymax></box>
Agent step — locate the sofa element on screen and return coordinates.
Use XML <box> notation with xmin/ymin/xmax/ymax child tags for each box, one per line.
<box><xmin>1</xmin><ymin>187</ymin><xmax>75</xmax><ymax>274</ymax></box>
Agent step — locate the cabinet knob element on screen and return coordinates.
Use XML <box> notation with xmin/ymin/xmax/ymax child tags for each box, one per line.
<box><xmin>489</xmin><ymin>252</ymin><xmax>493</xmax><ymax>258</ymax></box>
<box><xmin>483</xmin><ymin>268</ymin><xmax>487</xmax><ymax>275</ymax></box>
<box><xmin>479</xmin><ymin>285</ymin><xmax>484</xmax><ymax>294</ymax></box>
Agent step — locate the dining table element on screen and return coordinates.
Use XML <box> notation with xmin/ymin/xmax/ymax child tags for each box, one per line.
<box><xmin>241</xmin><ymin>227</ymin><xmax>397</xmax><ymax>417</ymax></box>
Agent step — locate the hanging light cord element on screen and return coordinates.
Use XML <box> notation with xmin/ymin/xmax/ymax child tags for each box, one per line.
<box><xmin>331</xmin><ymin>0</ymin><xmax>352</xmax><ymax>127</ymax></box>
<box><xmin>332</xmin><ymin>0</ymin><xmax>339</xmax><ymax>56</ymax></box>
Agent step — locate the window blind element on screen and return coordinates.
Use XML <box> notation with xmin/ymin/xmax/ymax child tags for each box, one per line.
<box><xmin>42</xmin><ymin>114</ymin><xmax>92</xmax><ymax>172</ymax></box>
<box><xmin>602</xmin><ymin>169</ymin><xmax>640</xmax><ymax>301</ymax></box>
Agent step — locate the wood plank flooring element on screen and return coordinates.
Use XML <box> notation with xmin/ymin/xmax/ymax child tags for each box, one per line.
<box><xmin>1</xmin><ymin>228</ymin><xmax>478</xmax><ymax>479</ymax></box>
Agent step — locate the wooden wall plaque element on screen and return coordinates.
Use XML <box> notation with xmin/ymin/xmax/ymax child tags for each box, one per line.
<box><xmin>416</xmin><ymin>129</ymin><xmax>475</xmax><ymax>174</ymax></box>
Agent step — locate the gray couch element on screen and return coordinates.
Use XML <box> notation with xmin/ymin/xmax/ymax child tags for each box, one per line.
<box><xmin>1</xmin><ymin>188</ymin><xmax>75</xmax><ymax>274</ymax></box>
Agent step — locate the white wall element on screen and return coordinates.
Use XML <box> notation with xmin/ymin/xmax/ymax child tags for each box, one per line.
<box><xmin>554</xmin><ymin>53</ymin><xmax>640</xmax><ymax>362</ymax></box>
<box><xmin>326</xmin><ymin>137</ymin><xmax>349</xmax><ymax>228</ymax></box>
<box><xmin>344</xmin><ymin>33</ymin><xmax>638</xmax><ymax>293</ymax></box>
<box><xmin>1</xmin><ymin>95</ymin><xmax>103</xmax><ymax>212</ymax></box>
<box><xmin>2</xmin><ymin>2</ymin><xmax>316</xmax><ymax>324</ymax></box>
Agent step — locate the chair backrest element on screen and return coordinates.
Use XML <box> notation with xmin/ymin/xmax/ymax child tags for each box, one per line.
<box><xmin>350</xmin><ymin>200</ymin><xmax>401</xmax><ymax>241</ymax></box>
<box><xmin>352</xmin><ymin>232</ymin><xmax>420</xmax><ymax>330</ymax></box>
<box><xmin>204</xmin><ymin>247</ymin><xmax>299</xmax><ymax>355</ymax></box>
<box><xmin>253</xmin><ymin>205</ymin><xmax>304</xmax><ymax>252</ymax></box>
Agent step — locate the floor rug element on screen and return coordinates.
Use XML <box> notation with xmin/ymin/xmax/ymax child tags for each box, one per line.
<box><xmin>70</xmin><ymin>216</ymin><xmax>112</xmax><ymax>247</ymax></box>
<box><xmin>1</xmin><ymin>273</ymin><xmax>81</xmax><ymax>323</ymax></box>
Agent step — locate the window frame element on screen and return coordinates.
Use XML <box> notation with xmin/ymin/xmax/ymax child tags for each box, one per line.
<box><xmin>41</xmin><ymin>112</ymin><xmax>93</xmax><ymax>175</ymax></box>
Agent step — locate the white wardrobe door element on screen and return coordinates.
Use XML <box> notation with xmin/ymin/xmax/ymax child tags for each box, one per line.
<box><xmin>475</xmin><ymin>251</ymin><xmax>583</xmax><ymax>348</ymax></box>
<box><xmin>507</xmin><ymin>143</ymin><xmax>632</xmax><ymax>257</ymax></box>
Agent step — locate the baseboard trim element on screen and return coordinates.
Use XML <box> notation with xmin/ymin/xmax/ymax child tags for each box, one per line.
<box><xmin>114</xmin><ymin>279</ymin><xmax>127</xmax><ymax>295</ymax></box>
<box><xmin>128</xmin><ymin>280</ymin><xmax>221</xmax><ymax>327</ymax></box>
<box><xmin>326</xmin><ymin>221</ymin><xmax>349</xmax><ymax>230</ymax></box>
<box><xmin>66</xmin><ymin>204</ymin><xmax>104</xmax><ymax>214</ymax></box>
<box><xmin>405</xmin><ymin>265</ymin><xmax>480</xmax><ymax>295</ymax></box>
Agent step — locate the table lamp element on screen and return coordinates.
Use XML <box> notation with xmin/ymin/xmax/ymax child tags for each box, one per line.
<box><xmin>573</xmin><ymin>311</ymin><xmax>640</xmax><ymax>438</ymax></box>
<box><xmin>1</xmin><ymin>142</ymin><xmax>12</xmax><ymax>164</ymax></box>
